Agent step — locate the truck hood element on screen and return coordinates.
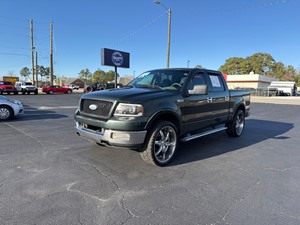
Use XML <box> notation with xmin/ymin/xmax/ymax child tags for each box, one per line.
<box><xmin>82</xmin><ymin>87</ymin><xmax>180</xmax><ymax>103</ymax></box>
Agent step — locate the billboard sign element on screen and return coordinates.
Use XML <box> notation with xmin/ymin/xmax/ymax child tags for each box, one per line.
<box><xmin>101</xmin><ymin>48</ymin><xmax>130</xmax><ymax>68</ymax></box>
<box><xmin>2</xmin><ymin>76</ymin><xmax>19</xmax><ymax>83</ymax></box>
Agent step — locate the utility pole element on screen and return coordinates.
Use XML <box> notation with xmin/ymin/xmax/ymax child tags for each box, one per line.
<box><xmin>30</xmin><ymin>19</ymin><xmax>35</xmax><ymax>84</ymax></box>
<box><xmin>50</xmin><ymin>21</ymin><xmax>54</xmax><ymax>86</ymax></box>
<box><xmin>35</xmin><ymin>51</ymin><xmax>38</xmax><ymax>87</ymax></box>
<box><xmin>166</xmin><ymin>8</ymin><xmax>171</xmax><ymax>68</ymax></box>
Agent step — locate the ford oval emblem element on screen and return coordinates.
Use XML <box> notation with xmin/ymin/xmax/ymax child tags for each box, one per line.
<box><xmin>89</xmin><ymin>104</ymin><xmax>98</xmax><ymax>111</ymax></box>
<box><xmin>112</xmin><ymin>51</ymin><xmax>123</xmax><ymax>66</ymax></box>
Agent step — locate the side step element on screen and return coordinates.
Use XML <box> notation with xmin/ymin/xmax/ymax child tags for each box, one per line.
<box><xmin>180</xmin><ymin>127</ymin><xmax>227</xmax><ymax>142</ymax></box>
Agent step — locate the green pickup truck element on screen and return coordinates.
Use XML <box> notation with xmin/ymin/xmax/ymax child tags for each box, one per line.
<box><xmin>75</xmin><ymin>68</ymin><xmax>250</xmax><ymax>166</ymax></box>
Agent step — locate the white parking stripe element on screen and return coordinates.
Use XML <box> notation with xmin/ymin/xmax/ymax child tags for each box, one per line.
<box><xmin>36</xmin><ymin>106</ymin><xmax>78</xmax><ymax>110</ymax></box>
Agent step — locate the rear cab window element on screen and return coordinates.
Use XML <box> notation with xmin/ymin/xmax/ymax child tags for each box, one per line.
<box><xmin>205</xmin><ymin>72</ymin><xmax>226</xmax><ymax>92</ymax></box>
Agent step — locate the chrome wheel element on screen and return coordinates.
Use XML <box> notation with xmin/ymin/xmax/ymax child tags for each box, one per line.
<box><xmin>235</xmin><ymin>112</ymin><xmax>245</xmax><ymax>136</ymax></box>
<box><xmin>141</xmin><ymin>121</ymin><xmax>178</xmax><ymax>166</ymax></box>
<box><xmin>154</xmin><ymin>126</ymin><xmax>177</xmax><ymax>164</ymax></box>
<box><xmin>226</xmin><ymin>109</ymin><xmax>245</xmax><ymax>137</ymax></box>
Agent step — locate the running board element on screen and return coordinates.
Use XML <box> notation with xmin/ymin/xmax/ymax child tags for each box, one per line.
<box><xmin>181</xmin><ymin>127</ymin><xmax>227</xmax><ymax>142</ymax></box>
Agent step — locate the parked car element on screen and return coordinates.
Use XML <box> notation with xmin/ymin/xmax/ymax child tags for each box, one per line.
<box><xmin>42</xmin><ymin>85</ymin><xmax>72</xmax><ymax>94</ymax></box>
<box><xmin>83</xmin><ymin>82</ymin><xmax>123</xmax><ymax>93</ymax></box>
<box><xmin>69</xmin><ymin>84</ymin><xmax>80</xmax><ymax>90</ymax></box>
<box><xmin>15</xmin><ymin>81</ymin><xmax>38</xmax><ymax>95</ymax></box>
<box><xmin>83</xmin><ymin>83</ymin><xmax>104</xmax><ymax>93</ymax></box>
<box><xmin>0</xmin><ymin>95</ymin><xmax>24</xmax><ymax>120</ymax></box>
<box><xmin>0</xmin><ymin>81</ymin><xmax>18</xmax><ymax>95</ymax></box>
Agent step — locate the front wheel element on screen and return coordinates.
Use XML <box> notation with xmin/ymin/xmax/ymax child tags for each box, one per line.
<box><xmin>226</xmin><ymin>109</ymin><xmax>245</xmax><ymax>137</ymax></box>
<box><xmin>0</xmin><ymin>106</ymin><xmax>13</xmax><ymax>121</ymax></box>
<box><xmin>48</xmin><ymin>90</ymin><xmax>54</xmax><ymax>95</ymax></box>
<box><xmin>140</xmin><ymin>121</ymin><xmax>178</xmax><ymax>166</ymax></box>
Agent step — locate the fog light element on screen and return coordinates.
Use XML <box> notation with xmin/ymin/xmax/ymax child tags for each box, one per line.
<box><xmin>111</xmin><ymin>132</ymin><xmax>130</xmax><ymax>141</ymax></box>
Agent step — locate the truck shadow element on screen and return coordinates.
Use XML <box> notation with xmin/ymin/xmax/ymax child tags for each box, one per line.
<box><xmin>170</xmin><ymin>119</ymin><xmax>294</xmax><ymax>166</ymax></box>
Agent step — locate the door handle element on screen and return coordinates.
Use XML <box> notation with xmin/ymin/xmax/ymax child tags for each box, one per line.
<box><xmin>225</xmin><ymin>96</ymin><xmax>229</xmax><ymax>101</ymax></box>
<box><xmin>207</xmin><ymin>97</ymin><xmax>212</xmax><ymax>103</ymax></box>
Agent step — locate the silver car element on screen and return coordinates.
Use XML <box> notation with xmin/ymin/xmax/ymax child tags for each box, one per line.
<box><xmin>0</xmin><ymin>95</ymin><xmax>24</xmax><ymax>121</ymax></box>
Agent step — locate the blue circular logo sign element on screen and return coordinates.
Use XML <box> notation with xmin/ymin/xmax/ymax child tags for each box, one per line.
<box><xmin>112</xmin><ymin>51</ymin><xmax>123</xmax><ymax>66</ymax></box>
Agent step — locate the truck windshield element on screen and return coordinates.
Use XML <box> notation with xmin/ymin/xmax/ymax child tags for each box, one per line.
<box><xmin>127</xmin><ymin>69</ymin><xmax>190</xmax><ymax>90</ymax></box>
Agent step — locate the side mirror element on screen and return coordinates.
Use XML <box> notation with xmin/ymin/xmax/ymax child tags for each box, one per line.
<box><xmin>188</xmin><ymin>84</ymin><xmax>207</xmax><ymax>95</ymax></box>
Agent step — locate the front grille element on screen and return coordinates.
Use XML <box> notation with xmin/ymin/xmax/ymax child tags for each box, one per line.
<box><xmin>26</xmin><ymin>87</ymin><xmax>35</xmax><ymax>90</ymax></box>
<box><xmin>80</xmin><ymin>99</ymin><xmax>114</xmax><ymax>118</ymax></box>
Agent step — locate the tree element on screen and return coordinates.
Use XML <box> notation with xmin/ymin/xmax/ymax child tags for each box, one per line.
<box><xmin>272</xmin><ymin>62</ymin><xmax>285</xmax><ymax>79</ymax></box>
<box><xmin>79</xmin><ymin>69</ymin><xmax>92</xmax><ymax>84</ymax></box>
<box><xmin>39</xmin><ymin>66</ymin><xmax>50</xmax><ymax>85</ymax></box>
<box><xmin>285</xmin><ymin>65</ymin><xmax>296</xmax><ymax>76</ymax></box>
<box><xmin>93</xmin><ymin>69</ymin><xmax>106</xmax><ymax>84</ymax></box>
<box><xmin>246</xmin><ymin>53</ymin><xmax>275</xmax><ymax>75</ymax></box>
<box><xmin>8</xmin><ymin>70</ymin><xmax>15</xmax><ymax>76</ymax></box>
<box><xmin>106</xmin><ymin>70</ymin><xmax>116</xmax><ymax>82</ymax></box>
<box><xmin>219</xmin><ymin>57</ymin><xmax>249</xmax><ymax>74</ymax></box>
<box><xmin>20</xmin><ymin>67</ymin><xmax>31</xmax><ymax>80</ymax></box>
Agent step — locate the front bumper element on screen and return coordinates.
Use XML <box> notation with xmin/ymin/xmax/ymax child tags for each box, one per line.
<box><xmin>12</xmin><ymin>104</ymin><xmax>24</xmax><ymax>116</ymax></box>
<box><xmin>75</xmin><ymin>121</ymin><xmax>147</xmax><ymax>148</ymax></box>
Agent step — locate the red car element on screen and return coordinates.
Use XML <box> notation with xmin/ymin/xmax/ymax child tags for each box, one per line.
<box><xmin>0</xmin><ymin>81</ymin><xmax>18</xmax><ymax>95</ymax></box>
<box><xmin>42</xmin><ymin>85</ymin><xmax>72</xmax><ymax>94</ymax></box>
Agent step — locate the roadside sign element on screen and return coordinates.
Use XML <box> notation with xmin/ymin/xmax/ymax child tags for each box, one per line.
<box><xmin>3</xmin><ymin>76</ymin><xmax>19</xmax><ymax>83</ymax></box>
<box><xmin>101</xmin><ymin>48</ymin><xmax>130</xmax><ymax>68</ymax></box>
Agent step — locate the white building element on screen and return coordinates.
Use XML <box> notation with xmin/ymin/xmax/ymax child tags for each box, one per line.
<box><xmin>225</xmin><ymin>73</ymin><xmax>278</xmax><ymax>90</ymax></box>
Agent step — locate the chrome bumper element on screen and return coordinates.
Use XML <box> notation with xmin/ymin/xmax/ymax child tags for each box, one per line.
<box><xmin>75</xmin><ymin>122</ymin><xmax>147</xmax><ymax>147</ymax></box>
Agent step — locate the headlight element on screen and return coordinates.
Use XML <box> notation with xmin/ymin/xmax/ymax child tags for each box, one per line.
<box><xmin>7</xmin><ymin>99</ymin><xmax>21</xmax><ymax>105</ymax></box>
<box><xmin>114</xmin><ymin>103</ymin><xmax>143</xmax><ymax>117</ymax></box>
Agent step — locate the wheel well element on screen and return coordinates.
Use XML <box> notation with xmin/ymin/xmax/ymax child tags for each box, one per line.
<box><xmin>147</xmin><ymin>113</ymin><xmax>180</xmax><ymax>134</ymax></box>
<box><xmin>237</xmin><ymin>104</ymin><xmax>245</xmax><ymax>113</ymax></box>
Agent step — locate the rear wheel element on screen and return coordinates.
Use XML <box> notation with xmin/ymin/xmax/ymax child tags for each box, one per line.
<box><xmin>0</xmin><ymin>106</ymin><xmax>13</xmax><ymax>121</ymax></box>
<box><xmin>48</xmin><ymin>90</ymin><xmax>54</xmax><ymax>95</ymax></box>
<box><xmin>86</xmin><ymin>86</ymin><xmax>94</xmax><ymax>93</ymax></box>
<box><xmin>66</xmin><ymin>90</ymin><xmax>72</xmax><ymax>94</ymax></box>
<box><xmin>140</xmin><ymin>121</ymin><xmax>178</xmax><ymax>166</ymax></box>
<box><xmin>226</xmin><ymin>109</ymin><xmax>245</xmax><ymax>137</ymax></box>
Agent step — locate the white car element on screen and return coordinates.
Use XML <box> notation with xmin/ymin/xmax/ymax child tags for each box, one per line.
<box><xmin>0</xmin><ymin>95</ymin><xmax>24</xmax><ymax>121</ymax></box>
<box><xmin>15</xmin><ymin>81</ymin><xmax>38</xmax><ymax>95</ymax></box>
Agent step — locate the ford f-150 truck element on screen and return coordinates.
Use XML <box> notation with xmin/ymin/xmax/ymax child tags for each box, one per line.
<box><xmin>75</xmin><ymin>68</ymin><xmax>250</xmax><ymax>166</ymax></box>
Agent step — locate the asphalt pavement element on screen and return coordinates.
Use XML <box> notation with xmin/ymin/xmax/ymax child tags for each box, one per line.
<box><xmin>0</xmin><ymin>94</ymin><xmax>300</xmax><ymax>225</ymax></box>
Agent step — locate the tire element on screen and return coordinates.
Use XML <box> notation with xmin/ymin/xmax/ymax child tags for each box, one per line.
<box><xmin>0</xmin><ymin>106</ymin><xmax>13</xmax><ymax>121</ymax></box>
<box><xmin>34</xmin><ymin>91</ymin><xmax>38</xmax><ymax>95</ymax></box>
<box><xmin>0</xmin><ymin>90</ymin><xmax>2</xmax><ymax>95</ymax></box>
<box><xmin>86</xmin><ymin>86</ymin><xmax>94</xmax><ymax>93</ymax></box>
<box><xmin>140</xmin><ymin>120</ymin><xmax>178</xmax><ymax>166</ymax></box>
<box><xmin>226</xmin><ymin>109</ymin><xmax>245</xmax><ymax>137</ymax></box>
<box><xmin>66</xmin><ymin>90</ymin><xmax>72</xmax><ymax>94</ymax></box>
<box><xmin>48</xmin><ymin>90</ymin><xmax>54</xmax><ymax>95</ymax></box>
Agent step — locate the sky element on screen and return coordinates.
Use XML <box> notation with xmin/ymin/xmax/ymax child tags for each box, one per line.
<box><xmin>0</xmin><ymin>0</ymin><xmax>299</xmax><ymax>79</ymax></box>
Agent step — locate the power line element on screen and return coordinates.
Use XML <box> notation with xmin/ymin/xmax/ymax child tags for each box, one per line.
<box><xmin>110</xmin><ymin>11</ymin><xmax>167</xmax><ymax>46</ymax></box>
<box><xmin>209</xmin><ymin>0</ymin><xmax>289</xmax><ymax>13</ymax></box>
<box><xmin>0</xmin><ymin>52</ymin><xmax>30</xmax><ymax>57</ymax></box>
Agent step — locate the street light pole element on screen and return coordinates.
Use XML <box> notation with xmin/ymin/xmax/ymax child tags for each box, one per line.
<box><xmin>154</xmin><ymin>1</ymin><xmax>171</xmax><ymax>68</ymax></box>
